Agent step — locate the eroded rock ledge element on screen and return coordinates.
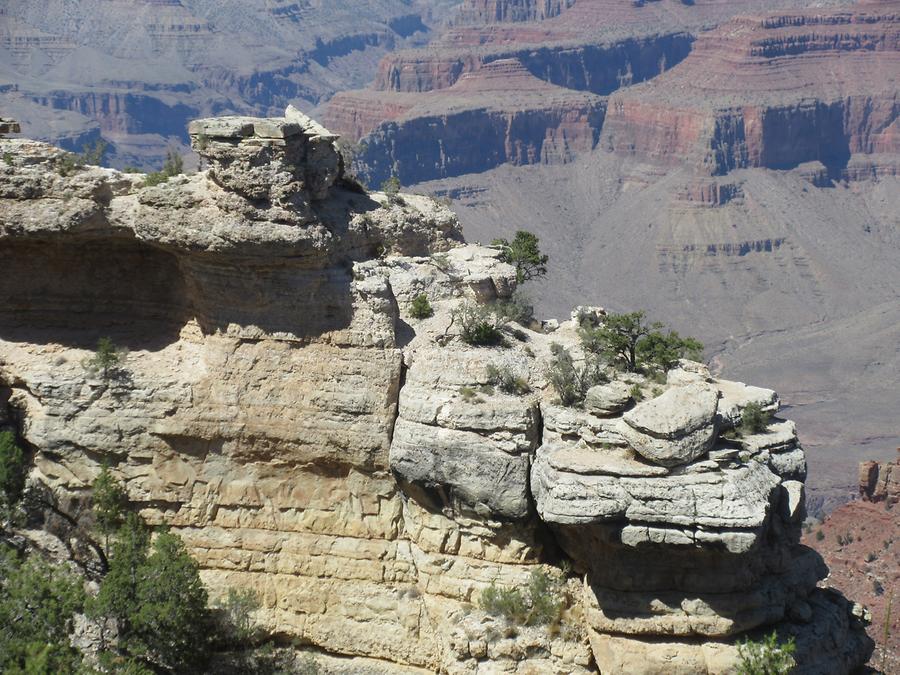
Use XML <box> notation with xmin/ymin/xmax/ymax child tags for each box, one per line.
<box><xmin>0</xmin><ymin>113</ymin><xmax>873</xmax><ymax>673</ymax></box>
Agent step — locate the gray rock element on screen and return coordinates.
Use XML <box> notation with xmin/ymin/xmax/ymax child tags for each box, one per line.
<box><xmin>624</xmin><ymin>384</ymin><xmax>719</xmax><ymax>439</ymax></box>
<box><xmin>584</xmin><ymin>381</ymin><xmax>632</xmax><ymax>415</ymax></box>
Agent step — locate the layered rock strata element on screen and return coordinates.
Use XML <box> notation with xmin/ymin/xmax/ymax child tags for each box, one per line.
<box><xmin>328</xmin><ymin>58</ymin><xmax>606</xmax><ymax>185</ymax></box>
<box><xmin>0</xmin><ymin>112</ymin><xmax>873</xmax><ymax>673</ymax></box>
<box><xmin>603</xmin><ymin>1</ymin><xmax>900</xmax><ymax>176</ymax></box>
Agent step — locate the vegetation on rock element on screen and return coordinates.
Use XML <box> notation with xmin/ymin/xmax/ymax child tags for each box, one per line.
<box><xmin>409</xmin><ymin>293</ymin><xmax>434</xmax><ymax>319</ymax></box>
<box><xmin>143</xmin><ymin>149</ymin><xmax>184</xmax><ymax>187</ymax></box>
<box><xmin>0</xmin><ymin>431</ymin><xmax>26</xmax><ymax>514</ymax></box>
<box><xmin>736</xmin><ymin>630</ymin><xmax>796</xmax><ymax>674</ymax></box>
<box><xmin>480</xmin><ymin>569</ymin><xmax>566</xmax><ymax>628</ymax></box>
<box><xmin>581</xmin><ymin>311</ymin><xmax>702</xmax><ymax>373</ymax></box>
<box><xmin>739</xmin><ymin>402</ymin><xmax>771</xmax><ymax>436</ymax></box>
<box><xmin>546</xmin><ymin>343</ymin><xmax>606</xmax><ymax>407</ymax></box>
<box><xmin>0</xmin><ymin>544</ymin><xmax>87</xmax><ymax>674</ymax></box>
<box><xmin>486</xmin><ymin>364</ymin><xmax>530</xmax><ymax>395</ymax></box>
<box><xmin>83</xmin><ymin>337</ymin><xmax>127</xmax><ymax>380</ymax></box>
<box><xmin>492</xmin><ymin>230</ymin><xmax>548</xmax><ymax>284</ymax></box>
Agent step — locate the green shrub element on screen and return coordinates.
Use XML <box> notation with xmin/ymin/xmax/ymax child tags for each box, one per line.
<box><xmin>0</xmin><ymin>431</ymin><xmax>26</xmax><ymax>510</ymax></box>
<box><xmin>92</xmin><ymin>463</ymin><xmax>129</xmax><ymax>555</ymax></box>
<box><xmin>479</xmin><ymin>569</ymin><xmax>565</xmax><ymax>628</ymax></box>
<box><xmin>629</xmin><ymin>383</ymin><xmax>644</xmax><ymax>402</ymax></box>
<box><xmin>486</xmin><ymin>364</ymin><xmax>530</xmax><ymax>395</ymax></box>
<box><xmin>736</xmin><ymin>630</ymin><xmax>796</xmax><ymax>675</ymax></box>
<box><xmin>142</xmin><ymin>148</ymin><xmax>184</xmax><ymax>187</ymax></box>
<box><xmin>493</xmin><ymin>291</ymin><xmax>534</xmax><ymax>326</ymax></box>
<box><xmin>546</xmin><ymin>343</ymin><xmax>606</xmax><ymax>407</ymax></box>
<box><xmin>453</xmin><ymin>303</ymin><xmax>505</xmax><ymax>347</ymax></box>
<box><xmin>815</xmin><ymin>529</ymin><xmax>825</xmax><ymax>541</ymax></box>
<box><xmin>91</xmin><ymin>515</ymin><xmax>212</xmax><ymax>672</ymax></box>
<box><xmin>215</xmin><ymin>587</ymin><xmax>261</xmax><ymax>646</ymax></box>
<box><xmin>480</xmin><ymin>584</ymin><xmax>528</xmax><ymax>625</ymax></box>
<box><xmin>491</xmin><ymin>231</ymin><xmax>548</xmax><ymax>284</ymax></box>
<box><xmin>459</xmin><ymin>386</ymin><xmax>477</xmax><ymax>402</ymax></box>
<box><xmin>2</xmin><ymin>152</ymin><xmax>13</xmax><ymax>166</ymax></box>
<box><xmin>409</xmin><ymin>293</ymin><xmax>433</xmax><ymax>319</ymax></box>
<box><xmin>739</xmin><ymin>402</ymin><xmax>770</xmax><ymax>435</ymax></box>
<box><xmin>0</xmin><ymin>543</ymin><xmax>87</xmax><ymax>673</ymax></box>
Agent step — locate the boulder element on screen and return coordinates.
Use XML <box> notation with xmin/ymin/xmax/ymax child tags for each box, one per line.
<box><xmin>619</xmin><ymin>384</ymin><xmax>719</xmax><ymax>467</ymax></box>
<box><xmin>584</xmin><ymin>380</ymin><xmax>633</xmax><ymax>415</ymax></box>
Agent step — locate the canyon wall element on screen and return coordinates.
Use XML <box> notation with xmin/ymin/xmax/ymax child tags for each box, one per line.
<box><xmin>603</xmin><ymin>3</ymin><xmax>900</xmax><ymax>175</ymax></box>
<box><xmin>0</xmin><ymin>111</ymin><xmax>875</xmax><ymax>673</ymax></box>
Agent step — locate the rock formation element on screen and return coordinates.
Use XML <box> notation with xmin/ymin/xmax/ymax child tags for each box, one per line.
<box><xmin>328</xmin><ymin>59</ymin><xmax>606</xmax><ymax>184</ymax></box>
<box><xmin>602</xmin><ymin>1</ymin><xmax>900</xmax><ymax>178</ymax></box>
<box><xmin>0</xmin><ymin>111</ymin><xmax>875</xmax><ymax>672</ymax></box>
<box><xmin>859</xmin><ymin>450</ymin><xmax>900</xmax><ymax>505</ymax></box>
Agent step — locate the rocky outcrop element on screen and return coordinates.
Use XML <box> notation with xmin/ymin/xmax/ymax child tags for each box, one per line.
<box><xmin>0</xmin><ymin>111</ymin><xmax>874</xmax><ymax>673</ymax></box>
<box><xmin>859</xmin><ymin>451</ymin><xmax>900</xmax><ymax>505</ymax></box>
<box><xmin>0</xmin><ymin>118</ymin><xmax>20</xmax><ymax>136</ymax></box>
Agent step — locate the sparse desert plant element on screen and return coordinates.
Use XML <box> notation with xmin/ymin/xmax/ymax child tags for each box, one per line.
<box><xmin>815</xmin><ymin>529</ymin><xmax>825</xmax><ymax>541</ymax></box>
<box><xmin>216</xmin><ymin>587</ymin><xmax>262</xmax><ymax>646</ymax></box>
<box><xmin>459</xmin><ymin>386</ymin><xmax>477</xmax><ymax>402</ymax></box>
<box><xmin>629</xmin><ymin>383</ymin><xmax>644</xmax><ymax>402</ymax></box>
<box><xmin>409</xmin><ymin>293</ymin><xmax>434</xmax><ymax>319</ymax></box>
<box><xmin>0</xmin><ymin>431</ymin><xmax>26</xmax><ymax>515</ymax></box>
<box><xmin>479</xmin><ymin>569</ymin><xmax>566</xmax><ymax>628</ymax></box>
<box><xmin>480</xmin><ymin>584</ymin><xmax>528</xmax><ymax>625</ymax></box>
<box><xmin>493</xmin><ymin>291</ymin><xmax>534</xmax><ymax>326</ymax></box>
<box><xmin>739</xmin><ymin>402</ymin><xmax>771</xmax><ymax>435</ymax></box>
<box><xmin>381</xmin><ymin>175</ymin><xmax>402</xmax><ymax>204</ymax></box>
<box><xmin>2</xmin><ymin>152</ymin><xmax>13</xmax><ymax>166</ymax></box>
<box><xmin>453</xmin><ymin>303</ymin><xmax>506</xmax><ymax>347</ymax></box>
<box><xmin>546</xmin><ymin>343</ymin><xmax>606</xmax><ymax>407</ymax></box>
<box><xmin>486</xmin><ymin>364</ymin><xmax>530</xmax><ymax>395</ymax></box>
<box><xmin>143</xmin><ymin>148</ymin><xmax>184</xmax><ymax>187</ymax></box>
<box><xmin>736</xmin><ymin>631</ymin><xmax>796</xmax><ymax>674</ymax></box>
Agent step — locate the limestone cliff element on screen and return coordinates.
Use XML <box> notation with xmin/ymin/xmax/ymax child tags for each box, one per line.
<box><xmin>0</xmin><ymin>111</ymin><xmax>874</xmax><ymax>673</ymax></box>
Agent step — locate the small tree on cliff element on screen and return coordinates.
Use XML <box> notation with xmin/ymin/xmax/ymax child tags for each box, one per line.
<box><xmin>491</xmin><ymin>230</ymin><xmax>548</xmax><ymax>284</ymax></box>
<box><xmin>83</xmin><ymin>337</ymin><xmax>126</xmax><ymax>380</ymax></box>
<box><xmin>581</xmin><ymin>311</ymin><xmax>702</xmax><ymax>373</ymax></box>
<box><xmin>92</xmin><ymin>464</ymin><xmax>129</xmax><ymax>556</ymax></box>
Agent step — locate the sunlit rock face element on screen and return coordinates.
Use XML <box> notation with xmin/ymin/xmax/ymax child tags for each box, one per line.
<box><xmin>0</xmin><ymin>112</ymin><xmax>873</xmax><ymax>673</ymax></box>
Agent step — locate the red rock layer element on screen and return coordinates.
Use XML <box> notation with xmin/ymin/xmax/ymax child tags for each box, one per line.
<box><xmin>337</xmin><ymin>59</ymin><xmax>605</xmax><ymax>183</ymax></box>
<box><xmin>604</xmin><ymin>1</ymin><xmax>900</xmax><ymax>174</ymax></box>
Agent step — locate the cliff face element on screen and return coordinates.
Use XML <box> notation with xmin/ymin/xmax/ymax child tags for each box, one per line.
<box><xmin>453</xmin><ymin>0</ymin><xmax>576</xmax><ymax>24</ymax></box>
<box><xmin>0</xmin><ymin>112</ymin><xmax>875</xmax><ymax>673</ymax></box>
<box><xmin>603</xmin><ymin>3</ymin><xmax>900</xmax><ymax>175</ymax></box>
<box><xmin>331</xmin><ymin>59</ymin><xmax>606</xmax><ymax>185</ymax></box>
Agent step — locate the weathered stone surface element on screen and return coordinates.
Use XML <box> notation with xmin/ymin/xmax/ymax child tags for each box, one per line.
<box><xmin>584</xmin><ymin>380</ymin><xmax>632</xmax><ymax>415</ymax></box>
<box><xmin>0</xmin><ymin>112</ymin><xmax>874</xmax><ymax>673</ymax></box>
